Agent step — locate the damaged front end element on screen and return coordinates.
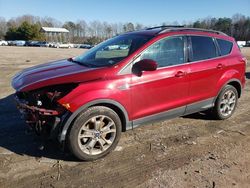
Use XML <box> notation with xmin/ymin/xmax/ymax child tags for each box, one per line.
<box><xmin>14</xmin><ymin>84</ymin><xmax>77</xmax><ymax>139</ymax></box>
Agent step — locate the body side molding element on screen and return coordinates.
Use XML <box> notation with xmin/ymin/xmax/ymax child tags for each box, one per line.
<box><xmin>132</xmin><ymin>97</ymin><xmax>216</xmax><ymax>129</ymax></box>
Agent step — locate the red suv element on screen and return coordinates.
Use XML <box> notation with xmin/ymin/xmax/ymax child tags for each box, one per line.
<box><xmin>12</xmin><ymin>27</ymin><xmax>246</xmax><ymax>160</ymax></box>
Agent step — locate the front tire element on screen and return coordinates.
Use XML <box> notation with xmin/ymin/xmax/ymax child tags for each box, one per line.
<box><xmin>68</xmin><ymin>106</ymin><xmax>122</xmax><ymax>161</ymax></box>
<box><xmin>212</xmin><ymin>85</ymin><xmax>238</xmax><ymax>120</ymax></box>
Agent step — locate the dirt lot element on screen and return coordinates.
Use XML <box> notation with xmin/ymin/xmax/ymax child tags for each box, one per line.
<box><xmin>0</xmin><ymin>46</ymin><xmax>250</xmax><ymax>188</ymax></box>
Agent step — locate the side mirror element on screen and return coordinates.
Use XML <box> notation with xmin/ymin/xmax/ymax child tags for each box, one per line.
<box><xmin>132</xmin><ymin>59</ymin><xmax>157</xmax><ymax>77</ymax></box>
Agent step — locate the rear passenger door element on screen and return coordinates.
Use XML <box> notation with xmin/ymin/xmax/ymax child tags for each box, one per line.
<box><xmin>187</xmin><ymin>35</ymin><xmax>224</xmax><ymax>111</ymax></box>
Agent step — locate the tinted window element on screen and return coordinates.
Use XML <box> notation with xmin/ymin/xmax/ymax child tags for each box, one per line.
<box><xmin>217</xmin><ymin>39</ymin><xmax>233</xmax><ymax>56</ymax></box>
<box><xmin>139</xmin><ymin>36</ymin><xmax>185</xmax><ymax>68</ymax></box>
<box><xmin>191</xmin><ymin>36</ymin><xmax>217</xmax><ymax>61</ymax></box>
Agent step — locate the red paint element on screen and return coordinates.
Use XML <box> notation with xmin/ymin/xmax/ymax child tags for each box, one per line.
<box><xmin>12</xmin><ymin>29</ymin><xmax>246</xmax><ymax>123</ymax></box>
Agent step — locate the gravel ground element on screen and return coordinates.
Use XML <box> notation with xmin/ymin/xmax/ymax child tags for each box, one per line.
<box><xmin>0</xmin><ymin>46</ymin><xmax>250</xmax><ymax>188</ymax></box>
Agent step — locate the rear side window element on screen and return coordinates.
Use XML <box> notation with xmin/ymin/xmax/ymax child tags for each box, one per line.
<box><xmin>217</xmin><ymin>39</ymin><xmax>233</xmax><ymax>56</ymax></box>
<box><xmin>190</xmin><ymin>36</ymin><xmax>217</xmax><ymax>61</ymax></box>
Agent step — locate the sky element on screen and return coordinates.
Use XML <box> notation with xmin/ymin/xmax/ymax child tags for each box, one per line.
<box><xmin>0</xmin><ymin>0</ymin><xmax>250</xmax><ymax>25</ymax></box>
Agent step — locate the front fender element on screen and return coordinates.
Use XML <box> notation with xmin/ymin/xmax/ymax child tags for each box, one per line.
<box><xmin>57</xmin><ymin>79</ymin><xmax>132</xmax><ymax>142</ymax></box>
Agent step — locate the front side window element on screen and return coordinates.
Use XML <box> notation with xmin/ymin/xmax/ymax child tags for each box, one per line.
<box><xmin>217</xmin><ymin>39</ymin><xmax>233</xmax><ymax>56</ymax></box>
<box><xmin>190</xmin><ymin>36</ymin><xmax>217</xmax><ymax>61</ymax></box>
<box><xmin>139</xmin><ymin>36</ymin><xmax>185</xmax><ymax>68</ymax></box>
<box><xmin>73</xmin><ymin>34</ymin><xmax>153</xmax><ymax>67</ymax></box>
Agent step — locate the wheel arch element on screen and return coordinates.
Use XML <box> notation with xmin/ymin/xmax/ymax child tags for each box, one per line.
<box><xmin>59</xmin><ymin>99</ymin><xmax>131</xmax><ymax>142</ymax></box>
<box><xmin>216</xmin><ymin>78</ymin><xmax>242</xmax><ymax>100</ymax></box>
<box><xmin>227</xmin><ymin>80</ymin><xmax>242</xmax><ymax>98</ymax></box>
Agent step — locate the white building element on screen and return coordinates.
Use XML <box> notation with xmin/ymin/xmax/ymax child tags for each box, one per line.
<box><xmin>40</xmin><ymin>27</ymin><xmax>69</xmax><ymax>42</ymax></box>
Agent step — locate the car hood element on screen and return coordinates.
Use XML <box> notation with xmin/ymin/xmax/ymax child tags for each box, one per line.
<box><xmin>12</xmin><ymin>59</ymin><xmax>102</xmax><ymax>91</ymax></box>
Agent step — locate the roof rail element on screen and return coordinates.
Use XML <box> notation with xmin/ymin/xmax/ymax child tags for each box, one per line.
<box><xmin>159</xmin><ymin>27</ymin><xmax>228</xmax><ymax>36</ymax></box>
<box><xmin>146</xmin><ymin>25</ymin><xmax>184</xmax><ymax>30</ymax></box>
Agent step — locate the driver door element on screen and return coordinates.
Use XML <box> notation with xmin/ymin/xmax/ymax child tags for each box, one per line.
<box><xmin>130</xmin><ymin>36</ymin><xmax>190</xmax><ymax>125</ymax></box>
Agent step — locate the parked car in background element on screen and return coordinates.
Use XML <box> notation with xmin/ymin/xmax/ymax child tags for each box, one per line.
<box><xmin>119</xmin><ymin>44</ymin><xmax>129</xmax><ymax>50</ymax></box>
<box><xmin>79</xmin><ymin>44</ymin><xmax>93</xmax><ymax>49</ymax></box>
<box><xmin>0</xmin><ymin>40</ymin><xmax>8</xmax><ymax>46</ymax></box>
<box><xmin>7</xmin><ymin>40</ymin><xmax>26</xmax><ymax>46</ymax></box>
<box><xmin>7</xmin><ymin>41</ymin><xmax>15</xmax><ymax>46</ymax></box>
<box><xmin>237</xmin><ymin>41</ymin><xmax>246</xmax><ymax>47</ymax></box>
<box><xmin>15</xmin><ymin>40</ymin><xmax>26</xmax><ymax>46</ymax></box>
<box><xmin>54</xmin><ymin>42</ymin><xmax>74</xmax><ymax>48</ymax></box>
<box><xmin>104</xmin><ymin>44</ymin><xmax>120</xmax><ymax>50</ymax></box>
<box><xmin>12</xmin><ymin>26</ymin><xmax>246</xmax><ymax>161</ymax></box>
<box><xmin>33</xmin><ymin>41</ymin><xmax>49</xmax><ymax>47</ymax></box>
<box><xmin>47</xmin><ymin>42</ymin><xmax>57</xmax><ymax>48</ymax></box>
<box><xmin>47</xmin><ymin>42</ymin><xmax>55</xmax><ymax>47</ymax></box>
<box><xmin>24</xmin><ymin>41</ymin><xmax>39</xmax><ymax>46</ymax></box>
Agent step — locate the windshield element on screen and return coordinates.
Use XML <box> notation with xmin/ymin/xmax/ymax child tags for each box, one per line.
<box><xmin>73</xmin><ymin>34</ymin><xmax>153</xmax><ymax>67</ymax></box>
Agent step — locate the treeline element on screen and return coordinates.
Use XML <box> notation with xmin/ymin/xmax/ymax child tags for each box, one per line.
<box><xmin>192</xmin><ymin>14</ymin><xmax>250</xmax><ymax>41</ymax></box>
<box><xmin>0</xmin><ymin>14</ymin><xmax>250</xmax><ymax>44</ymax></box>
<box><xmin>0</xmin><ymin>15</ymin><xmax>144</xmax><ymax>44</ymax></box>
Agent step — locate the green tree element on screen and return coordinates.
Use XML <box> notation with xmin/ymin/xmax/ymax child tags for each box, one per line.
<box><xmin>17</xmin><ymin>21</ymin><xmax>33</xmax><ymax>40</ymax></box>
<box><xmin>123</xmin><ymin>22</ymin><xmax>135</xmax><ymax>32</ymax></box>
<box><xmin>214</xmin><ymin>18</ymin><xmax>232</xmax><ymax>35</ymax></box>
<box><xmin>31</xmin><ymin>23</ymin><xmax>45</xmax><ymax>40</ymax></box>
<box><xmin>5</xmin><ymin>21</ymin><xmax>45</xmax><ymax>40</ymax></box>
<box><xmin>85</xmin><ymin>36</ymin><xmax>102</xmax><ymax>45</ymax></box>
<box><xmin>193</xmin><ymin>21</ymin><xmax>202</xmax><ymax>28</ymax></box>
<box><xmin>5</xmin><ymin>27</ymin><xmax>19</xmax><ymax>40</ymax></box>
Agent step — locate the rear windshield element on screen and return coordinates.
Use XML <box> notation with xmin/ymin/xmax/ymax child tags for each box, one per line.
<box><xmin>217</xmin><ymin>39</ymin><xmax>233</xmax><ymax>56</ymax></box>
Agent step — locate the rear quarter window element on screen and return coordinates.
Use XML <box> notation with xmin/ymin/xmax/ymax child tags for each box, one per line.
<box><xmin>190</xmin><ymin>36</ymin><xmax>217</xmax><ymax>61</ymax></box>
<box><xmin>217</xmin><ymin>39</ymin><xmax>233</xmax><ymax>56</ymax></box>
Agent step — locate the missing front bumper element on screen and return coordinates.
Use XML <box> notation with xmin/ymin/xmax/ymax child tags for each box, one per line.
<box><xmin>14</xmin><ymin>94</ymin><xmax>64</xmax><ymax>139</ymax></box>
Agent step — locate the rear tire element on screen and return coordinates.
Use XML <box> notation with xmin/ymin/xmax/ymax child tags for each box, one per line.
<box><xmin>68</xmin><ymin>106</ymin><xmax>121</xmax><ymax>161</ymax></box>
<box><xmin>212</xmin><ymin>85</ymin><xmax>238</xmax><ymax>120</ymax></box>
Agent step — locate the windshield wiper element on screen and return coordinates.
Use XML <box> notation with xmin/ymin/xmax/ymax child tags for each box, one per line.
<box><xmin>67</xmin><ymin>58</ymin><xmax>92</xmax><ymax>67</ymax></box>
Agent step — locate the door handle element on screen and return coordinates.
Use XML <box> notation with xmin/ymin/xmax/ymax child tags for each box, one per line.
<box><xmin>217</xmin><ymin>63</ymin><xmax>224</xmax><ymax>69</ymax></box>
<box><xmin>175</xmin><ymin>71</ymin><xmax>186</xmax><ymax>77</ymax></box>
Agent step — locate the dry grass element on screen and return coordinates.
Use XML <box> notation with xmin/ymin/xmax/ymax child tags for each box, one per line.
<box><xmin>241</xmin><ymin>47</ymin><xmax>250</xmax><ymax>61</ymax></box>
<box><xmin>0</xmin><ymin>46</ymin><xmax>250</xmax><ymax>188</ymax></box>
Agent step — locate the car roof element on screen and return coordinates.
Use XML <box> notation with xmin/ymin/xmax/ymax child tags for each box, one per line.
<box><xmin>122</xmin><ymin>28</ymin><xmax>162</xmax><ymax>36</ymax></box>
<box><xmin>124</xmin><ymin>26</ymin><xmax>234</xmax><ymax>41</ymax></box>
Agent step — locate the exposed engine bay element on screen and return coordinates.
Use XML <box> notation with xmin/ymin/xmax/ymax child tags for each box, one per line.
<box><xmin>14</xmin><ymin>84</ymin><xmax>77</xmax><ymax>138</ymax></box>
